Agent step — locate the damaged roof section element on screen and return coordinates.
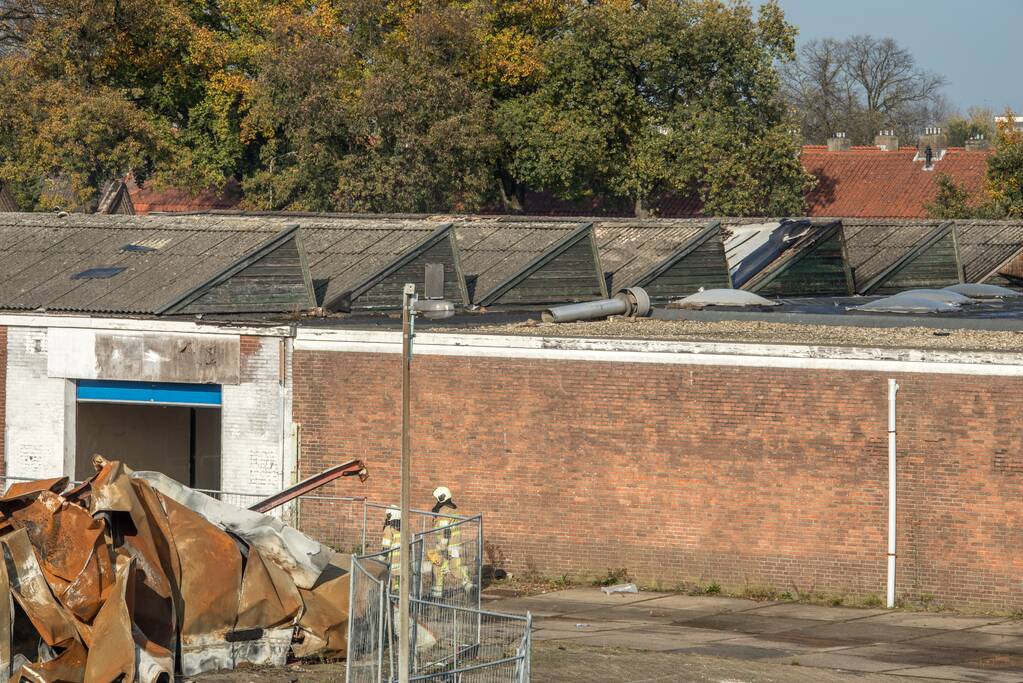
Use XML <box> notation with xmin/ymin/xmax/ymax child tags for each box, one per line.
<box><xmin>844</xmin><ymin>219</ymin><xmax>961</xmax><ymax>294</ymax></box>
<box><xmin>725</xmin><ymin>219</ymin><xmax>853</xmax><ymax>296</ymax></box>
<box><xmin>0</xmin><ymin>458</ymin><xmax>358</xmax><ymax>681</ymax></box>
<box><xmin>593</xmin><ymin>219</ymin><xmax>731</xmax><ymax>302</ymax></box>
<box><xmin>459</xmin><ymin>218</ymin><xmax>606</xmax><ymax>306</ymax></box>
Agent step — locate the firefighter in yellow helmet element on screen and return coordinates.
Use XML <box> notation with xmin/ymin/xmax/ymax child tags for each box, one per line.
<box><xmin>381</xmin><ymin>506</ymin><xmax>402</xmax><ymax>592</ymax></box>
<box><xmin>427</xmin><ymin>486</ymin><xmax>473</xmax><ymax>599</ymax></box>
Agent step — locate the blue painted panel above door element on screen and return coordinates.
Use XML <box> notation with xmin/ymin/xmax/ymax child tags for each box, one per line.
<box><xmin>76</xmin><ymin>380</ymin><xmax>222</xmax><ymax>407</ymax></box>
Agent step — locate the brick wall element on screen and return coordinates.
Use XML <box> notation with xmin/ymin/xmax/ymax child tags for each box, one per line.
<box><xmin>293</xmin><ymin>350</ymin><xmax>1023</xmax><ymax>611</ymax></box>
<box><xmin>0</xmin><ymin>326</ymin><xmax>5</xmax><ymax>476</ymax></box>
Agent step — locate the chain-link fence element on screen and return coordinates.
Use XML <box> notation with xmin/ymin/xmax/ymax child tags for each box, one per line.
<box><xmin>347</xmin><ymin>514</ymin><xmax>530</xmax><ymax>683</ymax></box>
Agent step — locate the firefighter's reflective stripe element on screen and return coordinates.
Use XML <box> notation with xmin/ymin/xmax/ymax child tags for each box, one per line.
<box><xmin>382</xmin><ymin>526</ymin><xmax>401</xmax><ymax>590</ymax></box>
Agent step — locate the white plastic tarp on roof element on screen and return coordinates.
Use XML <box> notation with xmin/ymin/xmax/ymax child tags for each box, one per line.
<box><xmin>724</xmin><ymin>221</ymin><xmax>813</xmax><ymax>288</ymax></box>
<box><xmin>673</xmin><ymin>288</ymin><xmax>779</xmax><ymax>307</ymax></box>
<box><xmin>944</xmin><ymin>283</ymin><xmax>1022</xmax><ymax>299</ymax></box>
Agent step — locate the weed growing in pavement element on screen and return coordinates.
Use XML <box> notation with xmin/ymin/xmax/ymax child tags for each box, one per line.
<box><xmin>741</xmin><ymin>583</ymin><xmax>778</xmax><ymax>601</ymax></box>
<box><xmin>862</xmin><ymin>594</ymin><xmax>884</xmax><ymax>608</ymax></box>
<box><xmin>593</xmin><ymin>567</ymin><xmax>631</xmax><ymax>587</ymax></box>
<box><xmin>704</xmin><ymin>582</ymin><xmax>721</xmax><ymax>594</ymax></box>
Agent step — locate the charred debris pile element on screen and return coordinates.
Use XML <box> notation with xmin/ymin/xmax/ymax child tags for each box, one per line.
<box><xmin>0</xmin><ymin>457</ymin><xmax>362</xmax><ymax>682</ymax></box>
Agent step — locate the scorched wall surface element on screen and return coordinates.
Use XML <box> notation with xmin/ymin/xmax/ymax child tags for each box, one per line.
<box><xmin>244</xmin><ymin>347</ymin><xmax>1022</xmax><ymax>610</ymax></box>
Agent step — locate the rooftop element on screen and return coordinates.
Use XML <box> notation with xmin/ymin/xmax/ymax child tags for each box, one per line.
<box><xmin>802</xmin><ymin>146</ymin><xmax>989</xmax><ymax>219</ymax></box>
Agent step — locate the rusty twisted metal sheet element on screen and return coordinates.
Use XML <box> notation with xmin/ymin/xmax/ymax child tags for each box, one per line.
<box><xmin>0</xmin><ymin>457</ymin><xmax>364</xmax><ymax>682</ymax></box>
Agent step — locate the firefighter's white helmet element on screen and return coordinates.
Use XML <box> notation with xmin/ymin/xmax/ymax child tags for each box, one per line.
<box><xmin>433</xmin><ymin>486</ymin><xmax>452</xmax><ymax>503</ymax></box>
<box><xmin>385</xmin><ymin>506</ymin><xmax>401</xmax><ymax>521</ymax></box>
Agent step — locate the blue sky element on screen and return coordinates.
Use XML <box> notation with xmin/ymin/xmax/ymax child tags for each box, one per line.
<box><xmin>774</xmin><ymin>0</ymin><xmax>1023</xmax><ymax>114</ymax></box>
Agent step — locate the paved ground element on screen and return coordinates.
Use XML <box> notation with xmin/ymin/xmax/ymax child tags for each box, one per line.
<box><xmin>485</xmin><ymin>588</ymin><xmax>1023</xmax><ymax>682</ymax></box>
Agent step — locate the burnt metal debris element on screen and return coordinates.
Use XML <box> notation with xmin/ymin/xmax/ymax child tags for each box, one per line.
<box><xmin>0</xmin><ymin>456</ymin><xmax>369</xmax><ymax>682</ymax></box>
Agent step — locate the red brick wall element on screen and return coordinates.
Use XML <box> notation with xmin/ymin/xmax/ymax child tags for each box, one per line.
<box><xmin>293</xmin><ymin>350</ymin><xmax>1023</xmax><ymax>610</ymax></box>
<box><xmin>0</xmin><ymin>326</ymin><xmax>5</xmax><ymax>476</ymax></box>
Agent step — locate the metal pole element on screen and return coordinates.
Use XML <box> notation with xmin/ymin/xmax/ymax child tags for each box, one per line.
<box><xmin>886</xmin><ymin>378</ymin><xmax>899</xmax><ymax>609</ymax></box>
<box><xmin>399</xmin><ymin>284</ymin><xmax>415</xmax><ymax>683</ymax></box>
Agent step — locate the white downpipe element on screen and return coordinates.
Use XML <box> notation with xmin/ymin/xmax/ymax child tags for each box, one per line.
<box><xmin>887</xmin><ymin>378</ymin><xmax>899</xmax><ymax>608</ymax></box>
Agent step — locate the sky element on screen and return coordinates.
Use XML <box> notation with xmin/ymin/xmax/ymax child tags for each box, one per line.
<box><xmin>774</xmin><ymin>0</ymin><xmax>1023</xmax><ymax>114</ymax></box>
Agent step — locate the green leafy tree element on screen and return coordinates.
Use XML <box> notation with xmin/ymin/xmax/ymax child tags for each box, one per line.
<box><xmin>499</xmin><ymin>0</ymin><xmax>813</xmax><ymax>217</ymax></box>
<box><xmin>944</xmin><ymin>107</ymin><xmax>995</xmax><ymax>148</ymax></box>
<box><xmin>925</xmin><ymin>173</ymin><xmax>976</xmax><ymax>219</ymax></box>
<box><xmin>984</xmin><ymin>112</ymin><xmax>1023</xmax><ymax>218</ymax></box>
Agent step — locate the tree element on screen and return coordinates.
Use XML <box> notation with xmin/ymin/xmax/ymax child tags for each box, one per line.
<box><xmin>782</xmin><ymin>35</ymin><xmax>947</xmax><ymax>145</ymax></box>
<box><xmin>925</xmin><ymin>173</ymin><xmax>976</xmax><ymax>219</ymax></box>
<box><xmin>943</xmin><ymin>106</ymin><xmax>995</xmax><ymax>148</ymax></box>
<box><xmin>499</xmin><ymin>0</ymin><xmax>812</xmax><ymax>217</ymax></box>
<box><xmin>984</xmin><ymin>112</ymin><xmax>1023</xmax><ymax>218</ymax></box>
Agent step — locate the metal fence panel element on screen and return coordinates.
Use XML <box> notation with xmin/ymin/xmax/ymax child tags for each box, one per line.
<box><xmin>348</xmin><ymin>513</ymin><xmax>530</xmax><ymax>683</ymax></box>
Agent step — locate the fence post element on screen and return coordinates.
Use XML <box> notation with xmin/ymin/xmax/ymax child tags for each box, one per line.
<box><xmin>361</xmin><ymin>500</ymin><xmax>368</xmax><ymax>555</ymax></box>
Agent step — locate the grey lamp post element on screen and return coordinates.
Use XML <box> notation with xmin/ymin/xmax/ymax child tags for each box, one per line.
<box><xmin>398</xmin><ymin>280</ymin><xmax>454</xmax><ymax>683</ymax></box>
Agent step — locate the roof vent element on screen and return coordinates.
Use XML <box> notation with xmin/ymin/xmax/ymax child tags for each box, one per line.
<box><xmin>72</xmin><ymin>267</ymin><xmax>126</xmax><ymax>280</ymax></box>
<box><xmin>827</xmin><ymin>132</ymin><xmax>851</xmax><ymax>152</ymax></box>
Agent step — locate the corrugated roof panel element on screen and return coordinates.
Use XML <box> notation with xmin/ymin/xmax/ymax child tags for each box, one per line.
<box><xmin>841</xmin><ymin>219</ymin><xmax>945</xmax><ymax>288</ymax></box>
<box><xmin>453</xmin><ymin>221</ymin><xmax>583</xmax><ymax>304</ymax></box>
<box><xmin>954</xmin><ymin>221</ymin><xmax>1023</xmax><ymax>282</ymax></box>
<box><xmin>595</xmin><ymin>221</ymin><xmax>712</xmax><ymax>292</ymax></box>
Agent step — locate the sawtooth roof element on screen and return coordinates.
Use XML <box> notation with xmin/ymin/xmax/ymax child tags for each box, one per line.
<box><xmin>0</xmin><ymin>213</ymin><xmax>453</xmax><ymax>314</ymax></box>
<box><xmin>592</xmin><ymin>219</ymin><xmax>718</xmax><ymax>293</ymax></box>
<box><xmin>451</xmin><ymin>218</ymin><xmax>587</xmax><ymax>304</ymax></box>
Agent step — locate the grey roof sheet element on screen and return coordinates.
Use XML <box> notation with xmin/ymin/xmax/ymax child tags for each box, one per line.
<box><xmin>452</xmin><ymin>219</ymin><xmax>586</xmax><ymax>302</ymax></box>
<box><xmin>594</xmin><ymin>220</ymin><xmax>715</xmax><ymax>292</ymax></box>
<box><xmin>841</xmin><ymin>219</ymin><xmax>947</xmax><ymax>287</ymax></box>
<box><xmin>0</xmin><ymin>213</ymin><xmax>446</xmax><ymax>313</ymax></box>
<box><xmin>951</xmin><ymin>220</ymin><xmax>1023</xmax><ymax>282</ymax></box>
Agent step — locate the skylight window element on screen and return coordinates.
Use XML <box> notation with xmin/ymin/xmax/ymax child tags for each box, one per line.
<box><xmin>72</xmin><ymin>267</ymin><xmax>126</xmax><ymax>280</ymax></box>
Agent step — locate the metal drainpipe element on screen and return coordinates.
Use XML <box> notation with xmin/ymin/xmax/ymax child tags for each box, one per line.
<box><xmin>887</xmin><ymin>378</ymin><xmax>899</xmax><ymax>609</ymax></box>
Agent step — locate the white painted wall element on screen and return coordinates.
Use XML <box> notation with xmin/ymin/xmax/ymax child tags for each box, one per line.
<box><xmin>5</xmin><ymin>327</ymin><xmax>69</xmax><ymax>479</ymax></box>
<box><xmin>3</xmin><ymin>317</ymin><xmax>292</xmax><ymax>492</ymax></box>
<box><xmin>221</xmin><ymin>337</ymin><xmax>289</xmax><ymax>497</ymax></box>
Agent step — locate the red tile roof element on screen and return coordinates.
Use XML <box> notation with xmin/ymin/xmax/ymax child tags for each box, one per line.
<box><xmin>519</xmin><ymin>145</ymin><xmax>991</xmax><ymax>219</ymax></box>
<box><xmin>127</xmin><ymin>176</ymin><xmax>242</xmax><ymax>214</ymax></box>
<box><xmin>802</xmin><ymin>145</ymin><xmax>989</xmax><ymax>219</ymax></box>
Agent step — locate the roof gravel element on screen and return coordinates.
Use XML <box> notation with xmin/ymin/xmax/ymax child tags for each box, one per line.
<box><xmin>438</xmin><ymin>317</ymin><xmax>1023</xmax><ymax>352</ymax></box>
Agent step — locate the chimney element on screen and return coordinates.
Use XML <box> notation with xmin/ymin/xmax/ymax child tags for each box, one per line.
<box><xmin>874</xmin><ymin>130</ymin><xmax>899</xmax><ymax>151</ymax></box>
<box><xmin>965</xmin><ymin>134</ymin><xmax>990</xmax><ymax>151</ymax></box>
<box><xmin>917</xmin><ymin>126</ymin><xmax>947</xmax><ymax>155</ymax></box>
<box><xmin>827</xmin><ymin>132</ymin><xmax>851</xmax><ymax>152</ymax></box>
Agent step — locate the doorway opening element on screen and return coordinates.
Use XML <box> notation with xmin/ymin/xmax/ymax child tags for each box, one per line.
<box><xmin>74</xmin><ymin>380</ymin><xmax>221</xmax><ymax>489</ymax></box>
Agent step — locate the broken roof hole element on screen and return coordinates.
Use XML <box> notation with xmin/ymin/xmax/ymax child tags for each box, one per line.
<box><xmin>71</xmin><ymin>267</ymin><xmax>126</xmax><ymax>280</ymax></box>
<box><xmin>121</xmin><ymin>243</ymin><xmax>157</xmax><ymax>253</ymax></box>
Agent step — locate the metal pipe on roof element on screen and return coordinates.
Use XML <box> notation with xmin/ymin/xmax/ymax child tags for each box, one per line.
<box><xmin>886</xmin><ymin>378</ymin><xmax>899</xmax><ymax>609</ymax></box>
<box><xmin>541</xmin><ymin>287</ymin><xmax>650</xmax><ymax>323</ymax></box>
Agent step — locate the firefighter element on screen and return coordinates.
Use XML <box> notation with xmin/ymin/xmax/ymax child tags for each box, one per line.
<box><xmin>381</xmin><ymin>506</ymin><xmax>402</xmax><ymax>592</ymax></box>
<box><xmin>428</xmin><ymin>486</ymin><xmax>473</xmax><ymax>599</ymax></box>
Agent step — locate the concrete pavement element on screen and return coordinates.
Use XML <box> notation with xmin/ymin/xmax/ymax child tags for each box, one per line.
<box><xmin>485</xmin><ymin>588</ymin><xmax>1023</xmax><ymax>682</ymax></box>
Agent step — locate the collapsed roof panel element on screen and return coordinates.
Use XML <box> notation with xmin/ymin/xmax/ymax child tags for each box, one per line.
<box><xmin>593</xmin><ymin>219</ymin><xmax>730</xmax><ymax>301</ymax></box>
<box><xmin>453</xmin><ymin>219</ymin><xmax>585</xmax><ymax>304</ymax></box>
<box><xmin>729</xmin><ymin>219</ymin><xmax>853</xmax><ymax>296</ymax></box>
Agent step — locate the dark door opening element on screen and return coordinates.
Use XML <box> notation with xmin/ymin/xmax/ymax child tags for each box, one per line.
<box><xmin>75</xmin><ymin>402</ymin><xmax>221</xmax><ymax>489</ymax></box>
